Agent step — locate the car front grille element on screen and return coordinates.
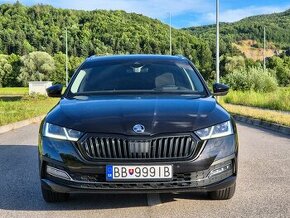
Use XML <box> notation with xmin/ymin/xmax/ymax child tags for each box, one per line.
<box><xmin>79</xmin><ymin>134</ymin><xmax>197</xmax><ymax>160</ymax></box>
<box><xmin>78</xmin><ymin>173</ymin><xmax>193</xmax><ymax>189</ymax></box>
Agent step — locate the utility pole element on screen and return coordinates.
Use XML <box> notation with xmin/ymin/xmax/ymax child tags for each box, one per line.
<box><xmin>65</xmin><ymin>28</ymin><xmax>68</xmax><ymax>87</ymax></box>
<box><xmin>216</xmin><ymin>0</ymin><xmax>220</xmax><ymax>83</ymax></box>
<box><xmin>263</xmin><ymin>27</ymin><xmax>266</xmax><ymax>72</ymax></box>
<box><xmin>169</xmin><ymin>12</ymin><xmax>172</xmax><ymax>55</ymax></box>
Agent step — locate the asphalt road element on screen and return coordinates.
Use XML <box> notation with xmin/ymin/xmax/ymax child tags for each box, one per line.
<box><xmin>0</xmin><ymin>122</ymin><xmax>289</xmax><ymax>218</ymax></box>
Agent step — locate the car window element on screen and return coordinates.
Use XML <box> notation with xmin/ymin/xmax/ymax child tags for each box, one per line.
<box><xmin>70</xmin><ymin>60</ymin><xmax>206</xmax><ymax>95</ymax></box>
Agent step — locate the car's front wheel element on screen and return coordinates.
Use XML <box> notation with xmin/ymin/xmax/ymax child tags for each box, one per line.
<box><xmin>41</xmin><ymin>185</ymin><xmax>70</xmax><ymax>202</ymax></box>
<box><xmin>209</xmin><ymin>183</ymin><xmax>236</xmax><ymax>200</ymax></box>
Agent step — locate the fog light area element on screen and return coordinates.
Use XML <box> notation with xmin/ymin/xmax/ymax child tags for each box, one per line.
<box><xmin>46</xmin><ymin>165</ymin><xmax>72</xmax><ymax>180</ymax></box>
<box><xmin>208</xmin><ymin>164</ymin><xmax>232</xmax><ymax>178</ymax></box>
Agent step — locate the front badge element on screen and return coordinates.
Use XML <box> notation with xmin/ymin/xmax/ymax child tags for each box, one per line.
<box><xmin>133</xmin><ymin>124</ymin><xmax>145</xmax><ymax>133</ymax></box>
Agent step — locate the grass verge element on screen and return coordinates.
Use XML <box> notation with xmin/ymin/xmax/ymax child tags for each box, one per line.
<box><xmin>222</xmin><ymin>88</ymin><xmax>290</xmax><ymax>112</ymax></box>
<box><xmin>0</xmin><ymin>95</ymin><xmax>59</xmax><ymax>126</ymax></box>
<box><xmin>222</xmin><ymin>103</ymin><xmax>290</xmax><ymax>127</ymax></box>
<box><xmin>0</xmin><ymin>87</ymin><xmax>29</xmax><ymax>95</ymax></box>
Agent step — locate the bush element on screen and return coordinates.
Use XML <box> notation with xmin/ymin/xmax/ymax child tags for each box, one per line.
<box><xmin>224</xmin><ymin>55</ymin><xmax>245</xmax><ymax>74</ymax></box>
<box><xmin>0</xmin><ymin>55</ymin><xmax>13</xmax><ymax>87</ymax></box>
<box><xmin>223</xmin><ymin>67</ymin><xmax>278</xmax><ymax>92</ymax></box>
<box><xmin>266</xmin><ymin>56</ymin><xmax>290</xmax><ymax>87</ymax></box>
<box><xmin>18</xmin><ymin>51</ymin><xmax>55</xmax><ymax>86</ymax></box>
<box><xmin>276</xmin><ymin>66</ymin><xmax>290</xmax><ymax>87</ymax></box>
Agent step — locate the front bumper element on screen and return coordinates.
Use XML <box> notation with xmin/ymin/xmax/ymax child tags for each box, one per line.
<box><xmin>39</xmin><ymin>134</ymin><xmax>238</xmax><ymax>194</ymax></box>
<box><xmin>41</xmin><ymin>176</ymin><xmax>236</xmax><ymax>194</ymax></box>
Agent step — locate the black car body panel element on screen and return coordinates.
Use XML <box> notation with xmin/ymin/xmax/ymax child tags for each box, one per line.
<box><xmin>45</xmin><ymin>96</ymin><xmax>230</xmax><ymax>135</ymax></box>
<box><xmin>39</xmin><ymin>55</ymin><xmax>238</xmax><ymax>198</ymax></box>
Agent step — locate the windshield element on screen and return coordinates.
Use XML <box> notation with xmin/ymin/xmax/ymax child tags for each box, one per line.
<box><xmin>69</xmin><ymin>59</ymin><xmax>207</xmax><ymax>96</ymax></box>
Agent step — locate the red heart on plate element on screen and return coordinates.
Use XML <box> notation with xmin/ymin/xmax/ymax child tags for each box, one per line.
<box><xmin>128</xmin><ymin>169</ymin><xmax>134</xmax><ymax>175</ymax></box>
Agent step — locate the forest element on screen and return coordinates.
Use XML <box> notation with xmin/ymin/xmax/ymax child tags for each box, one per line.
<box><xmin>0</xmin><ymin>2</ymin><xmax>289</xmax><ymax>88</ymax></box>
<box><xmin>0</xmin><ymin>3</ymin><xmax>216</xmax><ymax>86</ymax></box>
<box><xmin>187</xmin><ymin>9</ymin><xmax>290</xmax><ymax>49</ymax></box>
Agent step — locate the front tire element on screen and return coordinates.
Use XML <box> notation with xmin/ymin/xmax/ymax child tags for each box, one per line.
<box><xmin>41</xmin><ymin>185</ymin><xmax>70</xmax><ymax>202</ymax></box>
<box><xmin>209</xmin><ymin>183</ymin><xmax>236</xmax><ymax>200</ymax></box>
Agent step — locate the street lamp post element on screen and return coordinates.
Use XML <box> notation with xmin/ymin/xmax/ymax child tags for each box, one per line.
<box><xmin>65</xmin><ymin>28</ymin><xmax>68</xmax><ymax>87</ymax></box>
<box><xmin>263</xmin><ymin>27</ymin><xmax>266</xmax><ymax>72</ymax></box>
<box><xmin>216</xmin><ymin>0</ymin><xmax>220</xmax><ymax>83</ymax></box>
<box><xmin>169</xmin><ymin>12</ymin><xmax>172</xmax><ymax>55</ymax></box>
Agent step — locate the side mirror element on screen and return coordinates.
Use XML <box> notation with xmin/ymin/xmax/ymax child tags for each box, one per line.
<box><xmin>213</xmin><ymin>83</ymin><xmax>229</xmax><ymax>96</ymax></box>
<box><xmin>46</xmin><ymin>84</ymin><xmax>63</xmax><ymax>97</ymax></box>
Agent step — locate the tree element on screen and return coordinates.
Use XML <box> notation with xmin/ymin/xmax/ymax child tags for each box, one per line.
<box><xmin>18</xmin><ymin>51</ymin><xmax>55</xmax><ymax>86</ymax></box>
<box><xmin>52</xmin><ymin>52</ymin><xmax>67</xmax><ymax>85</ymax></box>
<box><xmin>0</xmin><ymin>55</ymin><xmax>13</xmax><ymax>87</ymax></box>
<box><xmin>6</xmin><ymin>54</ymin><xmax>22</xmax><ymax>87</ymax></box>
<box><xmin>69</xmin><ymin>56</ymin><xmax>84</xmax><ymax>77</ymax></box>
<box><xmin>267</xmin><ymin>56</ymin><xmax>290</xmax><ymax>86</ymax></box>
<box><xmin>276</xmin><ymin>65</ymin><xmax>290</xmax><ymax>86</ymax></box>
<box><xmin>224</xmin><ymin>56</ymin><xmax>246</xmax><ymax>74</ymax></box>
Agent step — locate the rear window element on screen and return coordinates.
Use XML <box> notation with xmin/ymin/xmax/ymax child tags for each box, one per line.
<box><xmin>69</xmin><ymin>59</ymin><xmax>206</xmax><ymax>95</ymax></box>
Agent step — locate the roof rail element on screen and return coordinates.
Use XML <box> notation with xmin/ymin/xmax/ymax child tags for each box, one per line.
<box><xmin>86</xmin><ymin>54</ymin><xmax>114</xmax><ymax>60</ymax></box>
<box><xmin>175</xmin><ymin>55</ymin><xmax>186</xmax><ymax>59</ymax></box>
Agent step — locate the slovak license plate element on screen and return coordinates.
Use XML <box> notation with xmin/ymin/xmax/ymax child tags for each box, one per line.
<box><xmin>106</xmin><ymin>165</ymin><xmax>172</xmax><ymax>181</ymax></box>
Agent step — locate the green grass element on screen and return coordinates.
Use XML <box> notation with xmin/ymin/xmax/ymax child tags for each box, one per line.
<box><xmin>222</xmin><ymin>88</ymin><xmax>290</xmax><ymax>112</ymax></box>
<box><xmin>222</xmin><ymin>103</ymin><xmax>290</xmax><ymax>127</ymax></box>
<box><xmin>0</xmin><ymin>95</ymin><xmax>59</xmax><ymax>126</ymax></box>
<box><xmin>0</xmin><ymin>87</ymin><xmax>29</xmax><ymax>95</ymax></box>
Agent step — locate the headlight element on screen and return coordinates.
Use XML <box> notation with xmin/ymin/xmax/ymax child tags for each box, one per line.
<box><xmin>194</xmin><ymin>121</ymin><xmax>233</xmax><ymax>140</ymax></box>
<box><xmin>198</xmin><ymin>135</ymin><xmax>236</xmax><ymax>161</ymax></box>
<box><xmin>196</xmin><ymin>121</ymin><xmax>236</xmax><ymax>161</ymax></box>
<box><xmin>43</xmin><ymin>123</ymin><xmax>83</xmax><ymax>141</ymax></box>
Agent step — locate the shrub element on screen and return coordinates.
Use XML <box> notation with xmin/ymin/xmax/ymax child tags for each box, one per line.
<box><xmin>0</xmin><ymin>55</ymin><xmax>13</xmax><ymax>87</ymax></box>
<box><xmin>224</xmin><ymin>55</ymin><xmax>245</xmax><ymax>74</ymax></box>
<box><xmin>266</xmin><ymin>56</ymin><xmax>290</xmax><ymax>87</ymax></box>
<box><xmin>18</xmin><ymin>52</ymin><xmax>55</xmax><ymax>86</ymax></box>
<box><xmin>223</xmin><ymin>67</ymin><xmax>278</xmax><ymax>92</ymax></box>
<box><xmin>276</xmin><ymin>66</ymin><xmax>290</xmax><ymax>87</ymax></box>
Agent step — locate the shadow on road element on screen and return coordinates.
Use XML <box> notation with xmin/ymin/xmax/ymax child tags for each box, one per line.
<box><xmin>161</xmin><ymin>192</ymin><xmax>209</xmax><ymax>203</ymax></box>
<box><xmin>0</xmin><ymin>145</ymin><xmax>212</xmax><ymax>211</ymax></box>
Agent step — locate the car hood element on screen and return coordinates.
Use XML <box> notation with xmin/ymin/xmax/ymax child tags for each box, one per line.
<box><xmin>46</xmin><ymin>95</ymin><xmax>230</xmax><ymax>135</ymax></box>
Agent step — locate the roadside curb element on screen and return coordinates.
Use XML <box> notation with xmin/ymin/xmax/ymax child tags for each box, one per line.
<box><xmin>232</xmin><ymin>114</ymin><xmax>290</xmax><ymax>135</ymax></box>
<box><xmin>0</xmin><ymin>115</ymin><xmax>45</xmax><ymax>135</ymax></box>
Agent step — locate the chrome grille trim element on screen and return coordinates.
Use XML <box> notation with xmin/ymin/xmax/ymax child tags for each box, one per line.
<box><xmin>80</xmin><ymin>134</ymin><xmax>197</xmax><ymax>160</ymax></box>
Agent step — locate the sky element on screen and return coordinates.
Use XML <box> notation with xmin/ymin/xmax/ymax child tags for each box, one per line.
<box><xmin>1</xmin><ymin>0</ymin><xmax>290</xmax><ymax>28</ymax></box>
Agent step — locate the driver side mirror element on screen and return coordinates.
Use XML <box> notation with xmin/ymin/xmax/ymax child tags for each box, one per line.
<box><xmin>213</xmin><ymin>83</ymin><xmax>229</xmax><ymax>96</ymax></box>
<box><xmin>46</xmin><ymin>84</ymin><xmax>63</xmax><ymax>97</ymax></box>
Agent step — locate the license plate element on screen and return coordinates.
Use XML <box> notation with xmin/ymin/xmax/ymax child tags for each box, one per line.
<box><xmin>106</xmin><ymin>165</ymin><xmax>172</xmax><ymax>181</ymax></box>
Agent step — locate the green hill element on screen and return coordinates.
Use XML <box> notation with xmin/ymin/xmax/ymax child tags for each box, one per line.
<box><xmin>0</xmin><ymin>3</ymin><xmax>213</xmax><ymax>74</ymax></box>
<box><xmin>3</xmin><ymin>3</ymin><xmax>290</xmax><ymax>83</ymax></box>
<box><xmin>186</xmin><ymin>9</ymin><xmax>290</xmax><ymax>49</ymax></box>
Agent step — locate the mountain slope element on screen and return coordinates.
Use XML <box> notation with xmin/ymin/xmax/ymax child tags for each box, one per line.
<box><xmin>0</xmin><ymin>3</ymin><xmax>214</xmax><ymax>77</ymax></box>
<box><xmin>186</xmin><ymin>9</ymin><xmax>290</xmax><ymax>49</ymax></box>
<box><xmin>0</xmin><ymin>3</ymin><xmax>207</xmax><ymax>57</ymax></box>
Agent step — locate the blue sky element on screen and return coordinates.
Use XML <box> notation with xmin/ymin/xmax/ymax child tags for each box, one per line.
<box><xmin>1</xmin><ymin>0</ymin><xmax>290</xmax><ymax>28</ymax></box>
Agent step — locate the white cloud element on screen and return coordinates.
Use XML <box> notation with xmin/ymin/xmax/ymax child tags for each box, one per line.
<box><xmin>1</xmin><ymin>1</ymin><xmax>290</xmax><ymax>27</ymax></box>
<box><xmin>205</xmin><ymin>5</ymin><xmax>290</xmax><ymax>24</ymax></box>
